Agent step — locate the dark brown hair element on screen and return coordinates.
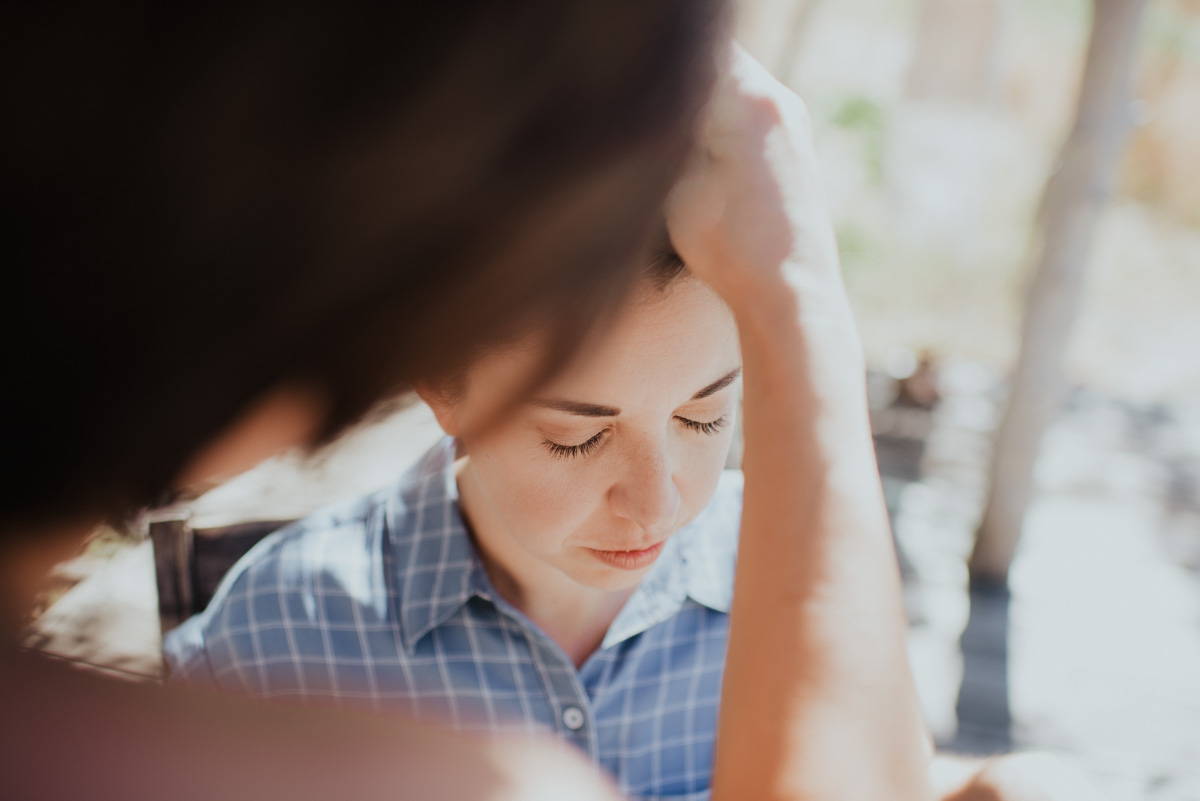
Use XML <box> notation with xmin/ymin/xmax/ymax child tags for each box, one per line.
<box><xmin>646</xmin><ymin>245</ymin><xmax>690</xmax><ymax>290</ymax></box>
<box><xmin>2</xmin><ymin>2</ymin><xmax>728</xmax><ymax>530</ymax></box>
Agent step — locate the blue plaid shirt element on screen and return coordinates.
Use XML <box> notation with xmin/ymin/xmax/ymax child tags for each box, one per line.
<box><xmin>165</xmin><ymin>437</ymin><xmax>741</xmax><ymax>800</ymax></box>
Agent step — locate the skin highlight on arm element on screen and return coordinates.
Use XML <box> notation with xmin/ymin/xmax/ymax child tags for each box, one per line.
<box><xmin>668</xmin><ymin>46</ymin><xmax>933</xmax><ymax>801</ymax></box>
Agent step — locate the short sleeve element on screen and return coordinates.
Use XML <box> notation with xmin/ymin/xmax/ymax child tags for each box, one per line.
<box><xmin>162</xmin><ymin>615</ymin><xmax>219</xmax><ymax>689</ymax></box>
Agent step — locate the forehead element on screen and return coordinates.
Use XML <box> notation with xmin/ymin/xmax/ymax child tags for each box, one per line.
<box><xmin>467</xmin><ymin>277</ymin><xmax>739</xmax><ymax>413</ymax></box>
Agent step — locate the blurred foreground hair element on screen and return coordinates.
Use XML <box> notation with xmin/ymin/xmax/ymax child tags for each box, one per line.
<box><xmin>2</xmin><ymin>2</ymin><xmax>727</xmax><ymax>530</ymax></box>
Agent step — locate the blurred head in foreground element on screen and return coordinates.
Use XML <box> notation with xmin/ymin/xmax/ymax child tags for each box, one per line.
<box><xmin>1</xmin><ymin>1</ymin><xmax>727</xmax><ymax>542</ymax></box>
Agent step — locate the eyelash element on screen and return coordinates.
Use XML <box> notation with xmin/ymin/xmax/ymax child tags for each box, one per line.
<box><xmin>544</xmin><ymin>431</ymin><xmax>606</xmax><ymax>460</ymax></box>
<box><xmin>678</xmin><ymin>414</ymin><xmax>729</xmax><ymax>436</ymax></box>
<box><xmin>542</xmin><ymin>414</ymin><xmax>729</xmax><ymax>460</ymax></box>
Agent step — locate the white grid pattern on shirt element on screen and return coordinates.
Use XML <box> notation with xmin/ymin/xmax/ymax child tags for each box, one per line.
<box><xmin>164</xmin><ymin>438</ymin><xmax>740</xmax><ymax>800</ymax></box>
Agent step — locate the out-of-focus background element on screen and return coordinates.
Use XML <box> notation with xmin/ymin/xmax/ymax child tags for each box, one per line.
<box><xmin>736</xmin><ymin>1</ymin><xmax>1200</xmax><ymax>797</ymax></box>
<box><xmin>24</xmin><ymin>2</ymin><xmax>1200</xmax><ymax>799</ymax></box>
<box><xmin>744</xmin><ymin>0</ymin><xmax>1200</xmax><ymax>400</ymax></box>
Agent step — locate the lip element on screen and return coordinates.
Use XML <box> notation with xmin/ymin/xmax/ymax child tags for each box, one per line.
<box><xmin>586</xmin><ymin>540</ymin><xmax>666</xmax><ymax>571</ymax></box>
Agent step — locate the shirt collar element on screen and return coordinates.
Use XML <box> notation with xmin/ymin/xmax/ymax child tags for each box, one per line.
<box><xmin>387</xmin><ymin>437</ymin><xmax>490</xmax><ymax>654</ymax></box>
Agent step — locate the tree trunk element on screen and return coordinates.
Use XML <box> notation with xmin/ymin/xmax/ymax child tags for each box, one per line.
<box><xmin>970</xmin><ymin>0</ymin><xmax>1148</xmax><ymax>582</ymax></box>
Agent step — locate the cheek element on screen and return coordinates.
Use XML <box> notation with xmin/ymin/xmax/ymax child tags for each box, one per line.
<box><xmin>679</xmin><ymin>440</ymin><xmax>730</xmax><ymax>505</ymax></box>
<box><xmin>471</xmin><ymin>441</ymin><xmax>606</xmax><ymax>549</ymax></box>
<box><xmin>674</xmin><ymin>418</ymin><xmax>737</xmax><ymax>515</ymax></box>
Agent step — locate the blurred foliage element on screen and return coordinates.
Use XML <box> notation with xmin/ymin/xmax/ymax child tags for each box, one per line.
<box><xmin>835</xmin><ymin>222</ymin><xmax>879</xmax><ymax>282</ymax></box>
<box><xmin>1120</xmin><ymin>0</ymin><xmax>1200</xmax><ymax>226</ymax></box>
<box><xmin>830</xmin><ymin>96</ymin><xmax>887</xmax><ymax>184</ymax></box>
<box><xmin>1144</xmin><ymin>2</ymin><xmax>1200</xmax><ymax>56</ymax></box>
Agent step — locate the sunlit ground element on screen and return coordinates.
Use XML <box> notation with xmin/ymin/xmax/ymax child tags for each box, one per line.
<box><xmin>895</xmin><ymin>365</ymin><xmax>1200</xmax><ymax>800</ymax></box>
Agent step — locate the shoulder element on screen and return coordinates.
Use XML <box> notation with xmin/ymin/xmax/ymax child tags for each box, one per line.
<box><xmin>163</xmin><ymin>440</ymin><xmax>462</xmax><ymax>687</ymax></box>
<box><xmin>214</xmin><ymin>487</ymin><xmax>395</xmax><ymax>614</ymax></box>
<box><xmin>162</xmin><ymin>478</ymin><xmax>423</xmax><ymax>687</ymax></box>
<box><xmin>190</xmin><ymin>438</ymin><xmax>458</xmax><ymax>627</ymax></box>
<box><xmin>163</xmin><ymin>438</ymin><xmax>468</xmax><ymax>695</ymax></box>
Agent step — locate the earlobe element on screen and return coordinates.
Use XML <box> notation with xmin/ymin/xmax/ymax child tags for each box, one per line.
<box><xmin>414</xmin><ymin>380</ymin><xmax>461</xmax><ymax>438</ymax></box>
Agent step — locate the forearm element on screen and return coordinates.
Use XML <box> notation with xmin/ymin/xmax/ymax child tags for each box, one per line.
<box><xmin>668</xmin><ymin>45</ymin><xmax>933</xmax><ymax>800</ymax></box>
<box><xmin>712</xmin><ymin>278</ymin><xmax>931</xmax><ymax>801</ymax></box>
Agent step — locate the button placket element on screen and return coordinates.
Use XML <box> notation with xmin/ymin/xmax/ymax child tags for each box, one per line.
<box><xmin>487</xmin><ymin>592</ymin><xmax>597</xmax><ymax>758</ymax></box>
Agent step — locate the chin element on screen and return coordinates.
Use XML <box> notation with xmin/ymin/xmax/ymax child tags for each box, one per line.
<box><xmin>566</xmin><ymin>559</ymin><xmax>655</xmax><ymax>593</ymax></box>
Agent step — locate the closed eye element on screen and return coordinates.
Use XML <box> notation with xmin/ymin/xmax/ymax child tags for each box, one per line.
<box><xmin>543</xmin><ymin>430</ymin><xmax>606</xmax><ymax>460</ymax></box>
<box><xmin>676</xmin><ymin>414</ymin><xmax>729</xmax><ymax>436</ymax></box>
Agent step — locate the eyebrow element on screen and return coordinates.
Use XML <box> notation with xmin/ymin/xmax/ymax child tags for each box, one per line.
<box><xmin>534</xmin><ymin>399</ymin><xmax>621</xmax><ymax>417</ymax></box>
<box><xmin>533</xmin><ymin>367</ymin><xmax>742</xmax><ymax>418</ymax></box>
<box><xmin>690</xmin><ymin>367</ymin><xmax>742</xmax><ymax>401</ymax></box>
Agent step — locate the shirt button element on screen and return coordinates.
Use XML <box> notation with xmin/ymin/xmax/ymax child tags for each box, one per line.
<box><xmin>561</xmin><ymin>706</ymin><xmax>586</xmax><ymax>731</ymax></box>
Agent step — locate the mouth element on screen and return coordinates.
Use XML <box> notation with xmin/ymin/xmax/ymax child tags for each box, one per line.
<box><xmin>586</xmin><ymin>540</ymin><xmax>666</xmax><ymax>571</ymax></box>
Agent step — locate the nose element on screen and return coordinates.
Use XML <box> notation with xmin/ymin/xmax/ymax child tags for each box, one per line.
<box><xmin>608</xmin><ymin>439</ymin><xmax>681</xmax><ymax>538</ymax></box>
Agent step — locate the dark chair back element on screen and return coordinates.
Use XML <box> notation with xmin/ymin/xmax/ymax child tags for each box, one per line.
<box><xmin>149</xmin><ymin>515</ymin><xmax>295</xmax><ymax>634</ymax></box>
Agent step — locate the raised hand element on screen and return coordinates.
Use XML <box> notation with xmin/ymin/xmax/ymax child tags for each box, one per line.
<box><xmin>666</xmin><ymin>44</ymin><xmax>843</xmax><ymax>319</ymax></box>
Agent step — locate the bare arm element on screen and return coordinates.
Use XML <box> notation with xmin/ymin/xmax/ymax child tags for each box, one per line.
<box><xmin>668</xmin><ymin>46</ymin><xmax>932</xmax><ymax>801</ymax></box>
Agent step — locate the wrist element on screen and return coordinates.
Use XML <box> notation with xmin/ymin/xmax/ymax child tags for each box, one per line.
<box><xmin>730</xmin><ymin>267</ymin><xmax>861</xmax><ymax>361</ymax></box>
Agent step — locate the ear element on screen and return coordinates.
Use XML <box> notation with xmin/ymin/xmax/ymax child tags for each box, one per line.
<box><xmin>414</xmin><ymin>379</ymin><xmax>461</xmax><ymax>438</ymax></box>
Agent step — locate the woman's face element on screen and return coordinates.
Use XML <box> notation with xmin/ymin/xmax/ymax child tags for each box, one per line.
<box><xmin>434</xmin><ymin>276</ymin><xmax>741</xmax><ymax>594</ymax></box>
